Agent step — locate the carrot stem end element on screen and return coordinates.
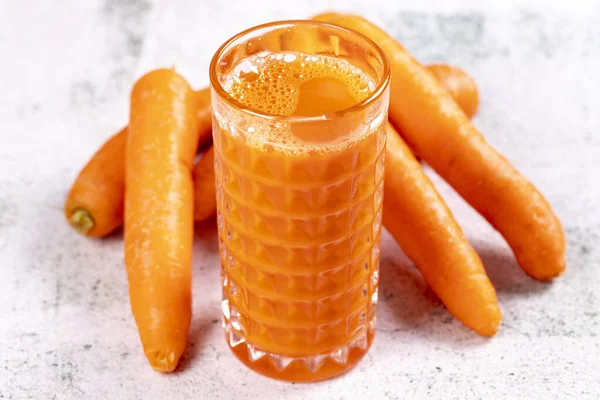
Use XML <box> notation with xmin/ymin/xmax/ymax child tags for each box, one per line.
<box><xmin>70</xmin><ymin>209</ymin><xmax>95</xmax><ymax>234</ymax></box>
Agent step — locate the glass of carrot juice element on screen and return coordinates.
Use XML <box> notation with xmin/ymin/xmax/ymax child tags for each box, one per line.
<box><xmin>209</xmin><ymin>20</ymin><xmax>390</xmax><ymax>382</ymax></box>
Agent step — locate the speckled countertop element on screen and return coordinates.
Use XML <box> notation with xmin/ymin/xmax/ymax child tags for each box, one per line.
<box><xmin>1</xmin><ymin>0</ymin><xmax>599</xmax><ymax>399</ymax></box>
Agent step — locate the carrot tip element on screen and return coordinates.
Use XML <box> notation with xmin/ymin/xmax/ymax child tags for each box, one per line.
<box><xmin>146</xmin><ymin>348</ymin><xmax>180</xmax><ymax>373</ymax></box>
<box><xmin>69</xmin><ymin>209</ymin><xmax>95</xmax><ymax>234</ymax></box>
<box><xmin>471</xmin><ymin>305</ymin><xmax>502</xmax><ymax>337</ymax></box>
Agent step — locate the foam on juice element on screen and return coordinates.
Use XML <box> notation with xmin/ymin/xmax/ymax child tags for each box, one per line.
<box><xmin>222</xmin><ymin>52</ymin><xmax>379</xmax><ymax>154</ymax></box>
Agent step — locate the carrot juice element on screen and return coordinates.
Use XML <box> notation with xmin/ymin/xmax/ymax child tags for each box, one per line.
<box><xmin>210</xmin><ymin>21</ymin><xmax>390</xmax><ymax>382</ymax></box>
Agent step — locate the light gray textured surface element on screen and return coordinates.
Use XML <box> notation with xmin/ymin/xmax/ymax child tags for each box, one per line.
<box><xmin>1</xmin><ymin>0</ymin><xmax>599</xmax><ymax>399</ymax></box>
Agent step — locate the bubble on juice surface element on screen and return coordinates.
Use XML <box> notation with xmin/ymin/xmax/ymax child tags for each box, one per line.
<box><xmin>222</xmin><ymin>51</ymin><xmax>381</xmax><ymax>155</ymax></box>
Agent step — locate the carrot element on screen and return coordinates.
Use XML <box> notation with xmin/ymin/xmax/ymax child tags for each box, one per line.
<box><xmin>383</xmin><ymin>123</ymin><xmax>501</xmax><ymax>335</ymax></box>
<box><xmin>314</xmin><ymin>13</ymin><xmax>566</xmax><ymax>281</ymax></box>
<box><xmin>65</xmin><ymin>88</ymin><xmax>212</xmax><ymax>237</ymax></box>
<box><xmin>64</xmin><ymin>127</ymin><xmax>127</xmax><ymax>237</ymax></box>
<box><xmin>125</xmin><ymin>69</ymin><xmax>200</xmax><ymax>372</ymax></box>
<box><xmin>427</xmin><ymin>64</ymin><xmax>479</xmax><ymax>119</ymax></box>
<box><xmin>405</xmin><ymin>64</ymin><xmax>479</xmax><ymax>161</ymax></box>
<box><xmin>194</xmin><ymin>88</ymin><xmax>213</xmax><ymax>143</ymax></box>
<box><xmin>193</xmin><ymin>146</ymin><xmax>217</xmax><ymax>221</ymax></box>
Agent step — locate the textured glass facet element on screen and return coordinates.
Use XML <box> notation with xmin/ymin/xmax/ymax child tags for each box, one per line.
<box><xmin>215</xmin><ymin>118</ymin><xmax>385</xmax><ymax>372</ymax></box>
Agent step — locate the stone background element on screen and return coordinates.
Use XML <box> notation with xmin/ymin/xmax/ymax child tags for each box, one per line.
<box><xmin>1</xmin><ymin>0</ymin><xmax>598</xmax><ymax>398</ymax></box>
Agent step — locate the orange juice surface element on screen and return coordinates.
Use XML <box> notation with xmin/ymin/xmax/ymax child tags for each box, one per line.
<box><xmin>214</xmin><ymin>51</ymin><xmax>386</xmax><ymax>381</ymax></box>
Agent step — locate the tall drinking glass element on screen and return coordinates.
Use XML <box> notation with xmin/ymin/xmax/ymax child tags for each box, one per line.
<box><xmin>210</xmin><ymin>20</ymin><xmax>390</xmax><ymax>382</ymax></box>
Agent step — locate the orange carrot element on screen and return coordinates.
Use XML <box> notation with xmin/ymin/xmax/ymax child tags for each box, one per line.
<box><xmin>64</xmin><ymin>127</ymin><xmax>127</xmax><ymax>237</ymax></box>
<box><xmin>390</xmin><ymin>59</ymin><xmax>492</xmax><ymax>333</ymax></box>
<box><xmin>194</xmin><ymin>88</ymin><xmax>213</xmax><ymax>147</ymax></box>
<box><xmin>65</xmin><ymin>88</ymin><xmax>212</xmax><ymax>237</ymax></box>
<box><xmin>427</xmin><ymin>64</ymin><xmax>479</xmax><ymax>119</ymax></box>
<box><xmin>403</xmin><ymin>64</ymin><xmax>479</xmax><ymax>161</ymax></box>
<box><xmin>384</xmin><ymin>123</ymin><xmax>501</xmax><ymax>335</ymax></box>
<box><xmin>314</xmin><ymin>13</ymin><xmax>565</xmax><ymax>281</ymax></box>
<box><xmin>193</xmin><ymin>146</ymin><xmax>217</xmax><ymax>221</ymax></box>
<box><xmin>125</xmin><ymin>69</ymin><xmax>200</xmax><ymax>372</ymax></box>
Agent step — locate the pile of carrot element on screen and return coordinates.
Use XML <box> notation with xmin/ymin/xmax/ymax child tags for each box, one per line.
<box><xmin>65</xmin><ymin>12</ymin><xmax>565</xmax><ymax>372</ymax></box>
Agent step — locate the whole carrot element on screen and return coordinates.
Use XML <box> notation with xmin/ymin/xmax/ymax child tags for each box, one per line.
<box><xmin>314</xmin><ymin>13</ymin><xmax>565</xmax><ymax>281</ymax></box>
<box><xmin>384</xmin><ymin>123</ymin><xmax>501</xmax><ymax>336</ymax></box>
<box><xmin>125</xmin><ymin>69</ymin><xmax>200</xmax><ymax>372</ymax></box>
<box><xmin>65</xmin><ymin>88</ymin><xmax>212</xmax><ymax>237</ymax></box>
<box><xmin>193</xmin><ymin>146</ymin><xmax>217</xmax><ymax>221</ymax></box>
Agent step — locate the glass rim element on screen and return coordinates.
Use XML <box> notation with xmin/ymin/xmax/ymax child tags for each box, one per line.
<box><xmin>209</xmin><ymin>19</ymin><xmax>391</xmax><ymax>122</ymax></box>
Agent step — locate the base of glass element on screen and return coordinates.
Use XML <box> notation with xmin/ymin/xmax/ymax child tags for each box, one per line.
<box><xmin>223</xmin><ymin>313</ymin><xmax>375</xmax><ymax>382</ymax></box>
